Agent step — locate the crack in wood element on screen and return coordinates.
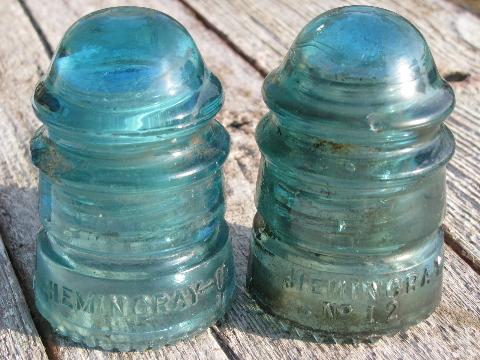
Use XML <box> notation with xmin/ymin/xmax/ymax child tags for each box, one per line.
<box><xmin>444</xmin><ymin>71</ymin><xmax>471</xmax><ymax>82</ymax></box>
<box><xmin>17</xmin><ymin>0</ymin><xmax>53</xmax><ymax>56</ymax></box>
<box><xmin>210</xmin><ymin>326</ymin><xmax>242</xmax><ymax>360</ymax></box>
<box><xmin>443</xmin><ymin>225</ymin><xmax>480</xmax><ymax>274</ymax></box>
<box><xmin>177</xmin><ymin>0</ymin><xmax>268</xmax><ymax>77</ymax></box>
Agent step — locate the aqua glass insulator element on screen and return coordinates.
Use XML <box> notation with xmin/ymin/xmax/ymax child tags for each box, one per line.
<box><xmin>247</xmin><ymin>6</ymin><xmax>455</xmax><ymax>341</ymax></box>
<box><xmin>31</xmin><ymin>7</ymin><xmax>235</xmax><ymax>350</ymax></box>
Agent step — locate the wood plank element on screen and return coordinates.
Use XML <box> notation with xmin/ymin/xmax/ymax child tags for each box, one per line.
<box><xmin>182</xmin><ymin>0</ymin><xmax>480</xmax><ymax>272</ymax></box>
<box><xmin>0</xmin><ymin>2</ymin><xmax>49</xmax><ymax>359</ymax></box>
<box><xmin>6</xmin><ymin>0</ymin><xmax>479</xmax><ymax>359</ymax></box>
<box><xmin>0</xmin><ymin>232</ymin><xmax>49</xmax><ymax>360</ymax></box>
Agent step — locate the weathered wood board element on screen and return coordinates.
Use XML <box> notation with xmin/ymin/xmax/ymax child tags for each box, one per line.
<box><xmin>0</xmin><ymin>0</ymin><xmax>478</xmax><ymax>359</ymax></box>
<box><xmin>0</xmin><ymin>2</ymin><xmax>50</xmax><ymax>358</ymax></box>
<box><xmin>182</xmin><ymin>0</ymin><xmax>480</xmax><ymax>272</ymax></box>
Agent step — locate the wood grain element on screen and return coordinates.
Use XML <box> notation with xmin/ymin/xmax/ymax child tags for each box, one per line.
<box><xmin>0</xmin><ymin>2</ymin><xmax>51</xmax><ymax>358</ymax></box>
<box><xmin>1</xmin><ymin>0</ymin><xmax>479</xmax><ymax>359</ymax></box>
<box><xmin>450</xmin><ymin>0</ymin><xmax>480</xmax><ymax>15</ymax></box>
<box><xmin>182</xmin><ymin>0</ymin><xmax>480</xmax><ymax>272</ymax></box>
<box><xmin>0</xmin><ymin>231</ymin><xmax>48</xmax><ymax>360</ymax></box>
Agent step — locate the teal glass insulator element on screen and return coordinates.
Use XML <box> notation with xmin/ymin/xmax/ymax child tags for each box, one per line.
<box><xmin>31</xmin><ymin>7</ymin><xmax>235</xmax><ymax>350</ymax></box>
<box><xmin>247</xmin><ymin>6</ymin><xmax>455</xmax><ymax>342</ymax></box>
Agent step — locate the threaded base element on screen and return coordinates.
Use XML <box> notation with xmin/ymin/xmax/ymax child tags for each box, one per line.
<box><xmin>247</xmin><ymin>226</ymin><xmax>443</xmax><ymax>339</ymax></box>
<box><xmin>34</xmin><ymin>230</ymin><xmax>235</xmax><ymax>350</ymax></box>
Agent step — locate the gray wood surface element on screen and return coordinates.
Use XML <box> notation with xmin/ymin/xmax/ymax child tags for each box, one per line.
<box><xmin>182</xmin><ymin>0</ymin><xmax>480</xmax><ymax>272</ymax></box>
<box><xmin>0</xmin><ymin>1</ymin><xmax>49</xmax><ymax>359</ymax></box>
<box><xmin>0</xmin><ymin>231</ymin><xmax>48</xmax><ymax>360</ymax></box>
<box><xmin>0</xmin><ymin>0</ymin><xmax>478</xmax><ymax>359</ymax></box>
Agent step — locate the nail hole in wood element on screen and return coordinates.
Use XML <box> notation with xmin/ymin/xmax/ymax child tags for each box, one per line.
<box><xmin>444</xmin><ymin>71</ymin><xmax>470</xmax><ymax>82</ymax></box>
